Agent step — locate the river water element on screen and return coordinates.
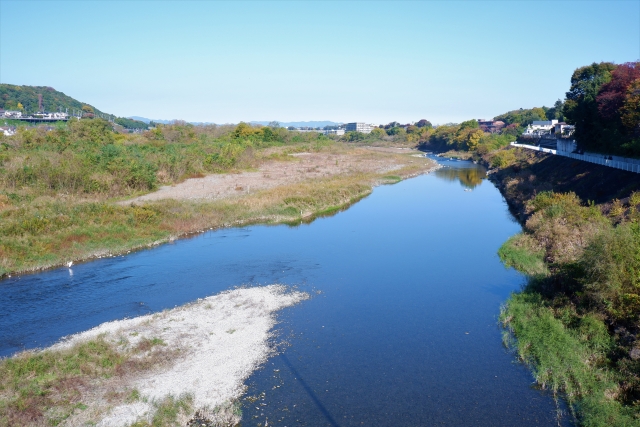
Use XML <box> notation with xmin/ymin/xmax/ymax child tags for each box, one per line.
<box><xmin>0</xmin><ymin>156</ymin><xmax>566</xmax><ymax>425</ymax></box>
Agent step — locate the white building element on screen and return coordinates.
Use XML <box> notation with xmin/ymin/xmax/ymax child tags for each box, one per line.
<box><xmin>345</xmin><ymin>122</ymin><xmax>374</xmax><ymax>134</ymax></box>
<box><xmin>32</xmin><ymin>112</ymin><xmax>69</xmax><ymax>120</ymax></box>
<box><xmin>3</xmin><ymin>111</ymin><xmax>22</xmax><ymax>119</ymax></box>
<box><xmin>324</xmin><ymin>129</ymin><xmax>345</xmax><ymax>136</ymax></box>
<box><xmin>523</xmin><ymin>120</ymin><xmax>558</xmax><ymax>136</ymax></box>
<box><xmin>554</xmin><ymin>122</ymin><xmax>575</xmax><ymax>138</ymax></box>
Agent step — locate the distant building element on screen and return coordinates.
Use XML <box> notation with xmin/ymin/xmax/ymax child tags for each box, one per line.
<box><xmin>324</xmin><ymin>129</ymin><xmax>345</xmax><ymax>136</ymax></box>
<box><xmin>3</xmin><ymin>111</ymin><xmax>22</xmax><ymax>119</ymax></box>
<box><xmin>32</xmin><ymin>112</ymin><xmax>69</xmax><ymax>120</ymax></box>
<box><xmin>477</xmin><ymin>119</ymin><xmax>505</xmax><ymax>133</ymax></box>
<box><xmin>345</xmin><ymin>122</ymin><xmax>374</xmax><ymax>134</ymax></box>
<box><xmin>554</xmin><ymin>122</ymin><xmax>575</xmax><ymax>138</ymax></box>
<box><xmin>523</xmin><ymin>120</ymin><xmax>558</xmax><ymax>136</ymax></box>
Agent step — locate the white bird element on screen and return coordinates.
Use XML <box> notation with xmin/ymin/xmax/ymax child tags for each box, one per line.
<box><xmin>67</xmin><ymin>261</ymin><xmax>73</xmax><ymax>268</ymax></box>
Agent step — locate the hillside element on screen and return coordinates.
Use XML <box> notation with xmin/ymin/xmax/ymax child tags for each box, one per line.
<box><xmin>0</xmin><ymin>84</ymin><xmax>109</xmax><ymax>117</ymax></box>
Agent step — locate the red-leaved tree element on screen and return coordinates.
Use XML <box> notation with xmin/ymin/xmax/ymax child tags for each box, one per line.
<box><xmin>596</xmin><ymin>62</ymin><xmax>640</xmax><ymax>120</ymax></box>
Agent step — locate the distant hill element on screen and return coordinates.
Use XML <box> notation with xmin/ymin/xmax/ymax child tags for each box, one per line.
<box><xmin>130</xmin><ymin>118</ymin><xmax>342</xmax><ymax>128</ymax></box>
<box><xmin>0</xmin><ymin>84</ymin><xmax>110</xmax><ymax>117</ymax></box>
<box><xmin>250</xmin><ymin>121</ymin><xmax>342</xmax><ymax>128</ymax></box>
<box><xmin>128</xmin><ymin>116</ymin><xmax>176</xmax><ymax>125</ymax></box>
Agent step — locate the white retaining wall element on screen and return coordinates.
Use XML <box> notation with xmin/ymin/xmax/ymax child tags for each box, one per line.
<box><xmin>511</xmin><ymin>141</ymin><xmax>640</xmax><ymax>174</ymax></box>
<box><xmin>510</xmin><ymin>142</ymin><xmax>556</xmax><ymax>154</ymax></box>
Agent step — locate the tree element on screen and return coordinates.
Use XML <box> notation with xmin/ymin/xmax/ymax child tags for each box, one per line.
<box><xmin>494</xmin><ymin>107</ymin><xmax>550</xmax><ymax>127</ymax></box>
<box><xmin>596</xmin><ymin>62</ymin><xmax>640</xmax><ymax>120</ymax></box>
<box><xmin>416</xmin><ymin>119</ymin><xmax>432</xmax><ymax>128</ymax></box>
<box><xmin>384</xmin><ymin>121</ymin><xmax>400</xmax><ymax>129</ymax></box>
<box><xmin>81</xmin><ymin>105</ymin><xmax>95</xmax><ymax>118</ymax></box>
<box><xmin>344</xmin><ymin>131</ymin><xmax>365</xmax><ymax>142</ymax></box>
<box><xmin>268</xmin><ymin>121</ymin><xmax>280</xmax><ymax>129</ymax></box>
<box><xmin>68</xmin><ymin>118</ymin><xmax>114</xmax><ymax>145</ymax></box>
<box><xmin>546</xmin><ymin>99</ymin><xmax>565</xmax><ymax>121</ymax></box>
<box><xmin>370</xmin><ymin>128</ymin><xmax>386</xmax><ymax>138</ymax></box>
<box><xmin>233</xmin><ymin>122</ymin><xmax>261</xmax><ymax>138</ymax></box>
<box><xmin>564</xmin><ymin>62</ymin><xmax>616</xmax><ymax>150</ymax></box>
<box><xmin>459</xmin><ymin>119</ymin><xmax>479</xmax><ymax>130</ymax></box>
<box><xmin>531</xmin><ymin>107</ymin><xmax>547</xmax><ymax>121</ymax></box>
<box><xmin>386</xmin><ymin>126</ymin><xmax>404</xmax><ymax>136</ymax></box>
<box><xmin>621</xmin><ymin>80</ymin><xmax>640</xmax><ymax>136</ymax></box>
<box><xmin>454</xmin><ymin>127</ymin><xmax>484</xmax><ymax>151</ymax></box>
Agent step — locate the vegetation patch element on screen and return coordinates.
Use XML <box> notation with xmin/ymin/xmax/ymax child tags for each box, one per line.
<box><xmin>382</xmin><ymin>175</ymin><xmax>402</xmax><ymax>183</ymax></box>
<box><xmin>501</xmin><ymin>294</ymin><xmax>635</xmax><ymax>426</ymax></box>
<box><xmin>0</xmin><ymin>336</ymin><xmax>173</xmax><ymax>427</ymax></box>
<box><xmin>499</xmin><ymin>190</ymin><xmax>640</xmax><ymax>425</ymax></box>
<box><xmin>0</xmin><ymin>119</ymin><xmax>434</xmax><ymax>276</ymax></box>
<box><xmin>498</xmin><ymin>234</ymin><xmax>548</xmax><ymax>277</ymax></box>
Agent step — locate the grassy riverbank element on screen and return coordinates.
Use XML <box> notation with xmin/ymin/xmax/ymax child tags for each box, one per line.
<box><xmin>0</xmin><ymin>120</ymin><xmax>434</xmax><ymax>276</ymax></box>
<box><xmin>493</xmin><ymin>150</ymin><xmax>640</xmax><ymax>426</ymax></box>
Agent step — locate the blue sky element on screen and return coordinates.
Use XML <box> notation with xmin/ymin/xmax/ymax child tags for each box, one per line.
<box><xmin>1</xmin><ymin>1</ymin><xmax>639</xmax><ymax>124</ymax></box>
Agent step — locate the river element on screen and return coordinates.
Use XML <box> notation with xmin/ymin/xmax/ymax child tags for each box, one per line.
<box><xmin>0</xmin><ymin>155</ymin><xmax>567</xmax><ymax>425</ymax></box>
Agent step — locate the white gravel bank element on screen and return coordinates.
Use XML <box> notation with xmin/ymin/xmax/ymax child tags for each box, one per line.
<box><xmin>53</xmin><ymin>285</ymin><xmax>309</xmax><ymax>427</ymax></box>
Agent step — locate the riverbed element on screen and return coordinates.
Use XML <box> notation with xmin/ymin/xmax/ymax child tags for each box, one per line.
<box><xmin>0</xmin><ymin>156</ymin><xmax>567</xmax><ymax>425</ymax></box>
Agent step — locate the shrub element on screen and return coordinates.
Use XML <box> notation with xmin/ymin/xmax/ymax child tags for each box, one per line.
<box><xmin>525</xmin><ymin>192</ymin><xmax>610</xmax><ymax>265</ymax></box>
<box><xmin>490</xmin><ymin>149</ymin><xmax>516</xmax><ymax>168</ymax></box>
<box><xmin>578</xmin><ymin>222</ymin><xmax>640</xmax><ymax>323</ymax></box>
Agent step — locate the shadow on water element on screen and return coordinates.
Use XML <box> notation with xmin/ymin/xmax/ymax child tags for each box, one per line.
<box><xmin>278</xmin><ymin>352</ymin><xmax>341</xmax><ymax>427</ymax></box>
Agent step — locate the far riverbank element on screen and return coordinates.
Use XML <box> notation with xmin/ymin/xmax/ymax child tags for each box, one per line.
<box><xmin>1</xmin><ymin>145</ymin><xmax>437</xmax><ymax>278</ymax></box>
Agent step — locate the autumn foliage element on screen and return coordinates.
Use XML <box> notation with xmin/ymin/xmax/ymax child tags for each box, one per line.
<box><xmin>565</xmin><ymin>62</ymin><xmax>640</xmax><ymax>156</ymax></box>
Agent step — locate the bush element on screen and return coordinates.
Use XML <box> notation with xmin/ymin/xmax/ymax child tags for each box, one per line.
<box><xmin>490</xmin><ymin>149</ymin><xmax>516</xmax><ymax>168</ymax></box>
<box><xmin>525</xmin><ymin>192</ymin><xmax>609</xmax><ymax>265</ymax></box>
<box><xmin>578</xmin><ymin>222</ymin><xmax>640</xmax><ymax>323</ymax></box>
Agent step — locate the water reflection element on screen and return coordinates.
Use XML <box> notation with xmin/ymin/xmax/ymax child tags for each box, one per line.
<box><xmin>424</xmin><ymin>154</ymin><xmax>487</xmax><ymax>189</ymax></box>
<box><xmin>434</xmin><ymin>166</ymin><xmax>486</xmax><ymax>188</ymax></box>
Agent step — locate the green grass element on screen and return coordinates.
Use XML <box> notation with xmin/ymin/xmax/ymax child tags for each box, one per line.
<box><xmin>501</xmin><ymin>293</ymin><xmax>638</xmax><ymax>426</ymax></box>
<box><xmin>498</xmin><ymin>233</ymin><xmax>548</xmax><ymax>276</ymax></box>
<box><xmin>0</xmin><ymin>333</ymin><xmax>182</xmax><ymax>427</ymax></box>
<box><xmin>0</xmin><ymin>338</ymin><xmax>124</xmax><ymax>426</ymax></box>
<box><xmin>498</xmin><ymin>191</ymin><xmax>640</xmax><ymax>425</ymax></box>
<box><xmin>382</xmin><ymin>175</ymin><xmax>402</xmax><ymax>183</ymax></box>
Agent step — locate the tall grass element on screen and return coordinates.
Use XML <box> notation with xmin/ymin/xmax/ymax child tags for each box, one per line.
<box><xmin>501</xmin><ymin>294</ymin><xmax>636</xmax><ymax>426</ymax></box>
<box><xmin>500</xmin><ymin>191</ymin><xmax>640</xmax><ymax>425</ymax></box>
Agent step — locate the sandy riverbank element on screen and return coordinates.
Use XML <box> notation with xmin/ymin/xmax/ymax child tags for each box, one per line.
<box><xmin>33</xmin><ymin>285</ymin><xmax>310</xmax><ymax>427</ymax></box>
<box><xmin>121</xmin><ymin>147</ymin><xmax>424</xmax><ymax>204</ymax></box>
